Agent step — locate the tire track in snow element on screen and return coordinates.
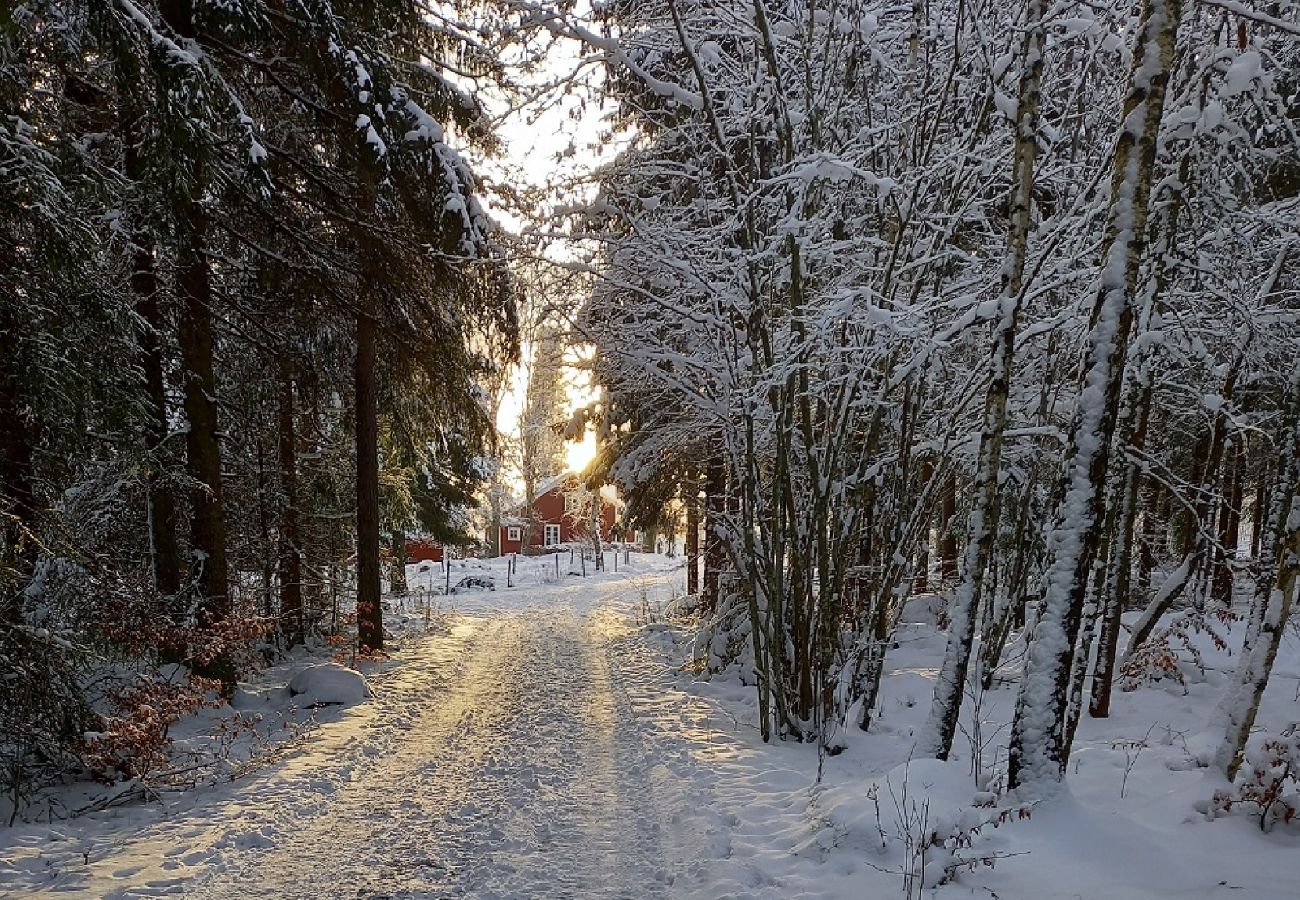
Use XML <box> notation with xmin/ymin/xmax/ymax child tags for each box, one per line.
<box><xmin>170</xmin><ymin>608</ymin><xmax>669</xmax><ymax>899</ymax></box>
<box><xmin>16</xmin><ymin>572</ymin><xmax>705</xmax><ymax>900</ymax></box>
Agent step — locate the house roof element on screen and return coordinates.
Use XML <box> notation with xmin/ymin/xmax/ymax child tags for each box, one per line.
<box><xmin>533</xmin><ymin>472</ymin><xmax>573</xmax><ymax>500</ymax></box>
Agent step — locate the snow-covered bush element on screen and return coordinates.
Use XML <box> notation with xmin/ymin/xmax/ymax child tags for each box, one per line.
<box><xmin>1210</xmin><ymin>726</ymin><xmax>1300</xmax><ymax>832</ymax></box>
<box><xmin>82</xmin><ymin>671</ymin><xmax>223</xmax><ymax>784</ymax></box>
<box><xmin>1120</xmin><ymin>609</ymin><xmax>1235</xmax><ymax>693</ymax></box>
<box><xmin>821</xmin><ymin>759</ymin><xmax>1032</xmax><ymax>897</ymax></box>
<box><xmin>0</xmin><ymin>621</ymin><xmax>93</xmax><ymax>824</ymax></box>
<box><xmin>696</xmin><ymin>590</ymin><xmax>754</xmax><ymax>679</ymax></box>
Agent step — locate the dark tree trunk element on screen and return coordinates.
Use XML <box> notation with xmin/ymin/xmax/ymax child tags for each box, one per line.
<box><xmin>390</xmin><ymin>529</ymin><xmax>408</xmax><ymax>596</ymax></box>
<box><xmin>685</xmin><ymin>479</ymin><xmax>700</xmax><ymax>596</ymax></box>
<box><xmin>0</xmin><ymin>314</ymin><xmax>38</xmax><ymax>624</ymax></box>
<box><xmin>1090</xmin><ymin>345</ymin><xmax>1156</xmax><ymax>720</ymax></box>
<box><xmin>703</xmin><ymin>456</ymin><xmax>726</xmax><ymax>612</ymax></box>
<box><xmin>124</xmin><ymin>130</ymin><xmax>181</xmax><ymax>600</ymax></box>
<box><xmin>1212</xmin><ymin>438</ymin><xmax>1244</xmax><ymax>606</ymax></box>
<box><xmin>355</xmin><ymin>303</ymin><xmax>383</xmax><ymax>652</ymax></box>
<box><xmin>161</xmin><ymin>0</ymin><xmax>232</xmax><ymax>686</ymax></box>
<box><xmin>1137</xmin><ymin>477</ymin><xmax>1160</xmax><ymax>595</ymax></box>
<box><xmin>489</xmin><ymin>491</ymin><xmax>502</xmax><ymax>558</ymax></box>
<box><xmin>277</xmin><ymin>359</ymin><xmax>303</xmax><ymax>644</ymax></box>
<box><xmin>939</xmin><ymin>473</ymin><xmax>958</xmax><ymax>581</ymax></box>
<box><xmin>176</xmin><ymin>203</ymin><xmax>230</xmax><ymax>628</ymax></box>
<box><xmin>914</xmin><ymin>459</ymin><xmax>933</xmax><ymax>592</ymax></box>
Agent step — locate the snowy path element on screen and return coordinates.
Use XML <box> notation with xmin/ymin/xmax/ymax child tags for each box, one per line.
<box><xmin>15</xmin><ymin>558</ymin><xmax>1297</xmax><ymax>899</ymax></box>
<box><xmin>185</xmin><ymin>608</ymin><xmax>671</xmax><ymax>899</ymax></box>
<box><xmin>5</xmin><ymin>567</ymin><xmax>729</xmax><ymax>900</ymax></box>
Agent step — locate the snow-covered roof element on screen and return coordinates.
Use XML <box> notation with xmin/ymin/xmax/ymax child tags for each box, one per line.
<box><xmin>533</xmin><ymin>472</ymin><xmax>575</xmax><ymax>500</ymax></box>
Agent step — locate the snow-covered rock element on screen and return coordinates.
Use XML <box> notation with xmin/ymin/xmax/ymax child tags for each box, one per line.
<box><xmin>287</xmin><ymin>663</ymin><xmax>372</xmax><ymax>705</ymax></box>
<box><xmin>900</xmin><ymin>592</ymin><xmax>947</xmax><ymax>625</ymax></box>
<box><xmin>231</xmin><ymin>684</ymin><xmax>293</xmax><ymax>710</ymax></box>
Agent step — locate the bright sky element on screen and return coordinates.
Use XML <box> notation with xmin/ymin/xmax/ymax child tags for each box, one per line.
<box><xmin>485</xmin><ymin>27</ymin><xmax>607</xmax><ymax>480</ymax></box>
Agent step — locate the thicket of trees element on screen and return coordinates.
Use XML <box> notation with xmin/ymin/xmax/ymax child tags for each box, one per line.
<box><xmin>4</xmin><ymin>0</ymin><xmax>1299</xmax><ymax>821</ymax></box>
<box><xmin>577</xmin><ymin>0</ymin><xmax>1300</xmax><ymax>795</ymax></box>
<box><xmin>1</xmin><ymin>1</ymin><xmax>516</xmax><ymax>801</ymax></box>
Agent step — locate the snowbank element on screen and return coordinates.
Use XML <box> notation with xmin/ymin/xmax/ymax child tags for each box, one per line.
<box><xmin>287</xmin><ymin>663</ymin><xmax>373</xmax><ymax>706</ymax></box>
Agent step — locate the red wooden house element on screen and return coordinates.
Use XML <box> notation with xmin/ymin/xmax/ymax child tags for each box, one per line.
<box><xmin>496</xmin><ymin>475</ymin><xmax>618</xmax><ymax>555</ymax></box>
<box><xmin>405</xmin><ymin>536</ymin><xmax>445</xmax><ymax>563</ymax></box>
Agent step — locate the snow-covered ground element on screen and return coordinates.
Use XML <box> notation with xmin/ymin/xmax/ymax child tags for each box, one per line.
<box><xmin>3</xmin><ymin>555</ymin><xmax>1299</xmax><ymax>898</ymax></box>
<box><xmin>0</xmin><ymin>555</ymin><xmax>697</xmax><ymax>898</ymax></box>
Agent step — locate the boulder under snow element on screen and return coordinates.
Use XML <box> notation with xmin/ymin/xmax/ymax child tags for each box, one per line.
<box><xmin>287</xmin><ymin>663</ymin><xmax>373</xmax><ymax>706</ymax></box>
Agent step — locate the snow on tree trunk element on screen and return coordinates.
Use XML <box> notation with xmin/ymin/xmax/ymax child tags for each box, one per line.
<box><xmin>1007</xmin><ymin>0</ymin><xmax>1182</xmax><ymax>794</ymax></box>
<box><xmin>918</xmin><ymin>0</ymin><xmax>1046</xmax><ymax>761</ymax></box>
<box><xmin>1213</xmin><ymin>394</ymin><xmax>1300</xmax><ymax>781</ymax></box>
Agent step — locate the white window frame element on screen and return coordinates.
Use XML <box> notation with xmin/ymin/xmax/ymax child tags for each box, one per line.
<box><xmin>506</xmin><ymin>526</ymin><xmax>521</xmax><ymax>542</ymax></box>
<box><xmin>544</xmin><ymin>524</ymin><xmax>561</xmax><ymax>547</ymax></box>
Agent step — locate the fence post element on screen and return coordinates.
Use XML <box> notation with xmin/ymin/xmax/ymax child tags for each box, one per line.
<box><xmin>554</xmin><ymin>552</ymin><xmax>560</xmax><ymax>581</ymax></box>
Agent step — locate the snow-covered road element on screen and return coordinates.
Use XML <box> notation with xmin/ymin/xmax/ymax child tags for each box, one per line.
<box><xmin>185</xmin><ymin>606</ymin><xmax>673</xmax><ymax>899</ymax></box>
<box><xmin>14</xmin><ymin>556</ymin><xmax>1300</xmax><ymax>899</ymax></box>
<box><xmin>4</xmin><ymin>562</ymin><xmax>735</xmax><ymax>900</ymax></box>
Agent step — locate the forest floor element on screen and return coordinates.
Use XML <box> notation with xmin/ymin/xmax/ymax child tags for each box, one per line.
<box><xmin>3</xmin><ymin>554</ymin><xmax>1300</xmax><ymax>898</ymax></box>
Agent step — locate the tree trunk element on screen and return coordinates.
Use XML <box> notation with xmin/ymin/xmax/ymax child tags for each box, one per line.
<box><xmin>591</xmin><ymin>493</ymin><xmax>603</xmax><ymax>572</ymax></box>
<box><xmin>1213</xmin><ymin>397</ymin><xmax>1299</xmax><ymax>781</ymax></box>
<box><xmin>914</xmin><ymin>459</ymin><xmax>933</xmax><ymax>593</ymax></box>
<box><xmin>918</xmin><ymin>0</ymin><xmax>1045</xmax><ymax>761</ymax></box>
<box><xmin>1251</xmin><ymin>473</ymin><xmax>1267</xmax><ymax>560</ymax></box>
<box><xmin>1089</xmin><ymin>285</ymin><xmax>1162</xmax><ymax>719</ymax></box>
<box><xmin>124</xmin><ymin>124</ymin><xmax>182</xmax><ymax>600</ymax></box>
<box><xmin>160</xmin><ymin>0</ymin><xmax>232</xmax><ymax>686</ymax></box>
<box><xmin>176</xmin><ymin>201</ymin><xmax>230</xmax><ymax>630</ymax></box>
<box><xmin>489</xmin><ymin>490</ymin><xmax>502</xmax><ymax>558</ymax></box>
<box><xmin>686</xmin><ymin>479</ymin><xmax>700</xmax><ymax>596</ymax></box>
<box><xmin>355</xmin><ymin>303</ymin><xmax>383</xmax><ymax>653</ymax></box>
<box><xmin>0</xmin><ymin>306</ymin><xmax>38</xmax><ymax>624</ymax></box>
<box><xmin>1137</xmin><ymin>477</ymin><xmax>1160</xmax><ymax>595</ymax></box>
<box><xmin>390</xmin><ymin>529</ymin><xmax>408</xmax><ymax>595</ymax></box>
<box><xmin>1212</xmin><ymin>437</ymin><xmax>1244</xmax><ymax>606</ymax></box>
<box><xmin>277</xmin><ymin>359</ymin><xmax>303</xmax><ymax>644</ymax></box>
<box><xmin>939</xmin><ymin>473</ymin><xmax>958</xmax><ymax>581</ymax></box>
<box><xmin>1008</xmin><ymin>0</ymin><xmax>1182</xmax><ymax>794</ymax></box>
<box><xmin>703</xmin><ymin>455</ymin><xmax>726</xmax><ymax>612</ymax></box>
<box><xmin>1088</xmin><ymin>409</ymin><xmax>1147</xmax><ymax>718</ymax></box>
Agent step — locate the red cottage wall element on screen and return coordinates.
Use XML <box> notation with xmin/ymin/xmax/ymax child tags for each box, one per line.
<box><xmin>493</xmin><ymin>484</ymin><xmax>621</xmax><ymax>555</ymax></box>
<box><xmin>498</xmin><ymin>524</ymin><xmax>525</xmax><ymax>555</ymax></box>
<box><xmin>406</xmin><ymin>538</ymin><xmax>444</xmax><ymax>563</ymax></box>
